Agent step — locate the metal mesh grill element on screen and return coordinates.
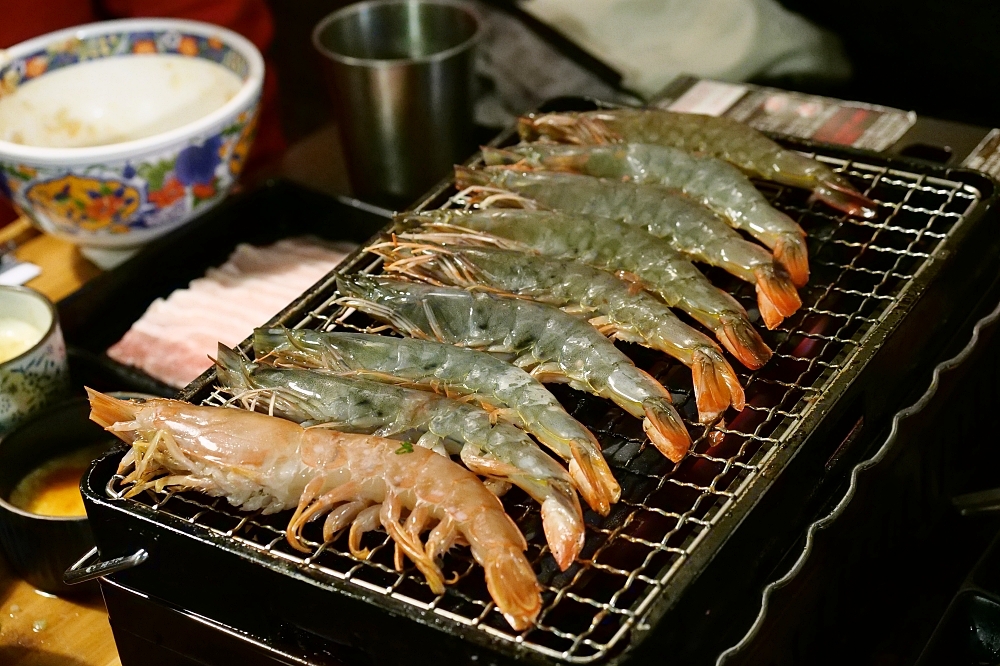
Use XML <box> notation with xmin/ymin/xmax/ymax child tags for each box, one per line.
<box><xmin>109</xmin><ymin>154</ymin><xmax>981</xmax><ymax>664</ymax></box>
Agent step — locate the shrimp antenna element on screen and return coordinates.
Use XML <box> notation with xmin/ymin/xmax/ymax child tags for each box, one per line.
<box><xmin>403</xmin><ymin>227</ymin><xmax>528</xmax><ymax>252</ymax></box>
<box><xmin>333</xmin><ymin>295</ymin><xmax>430</xmax><ymax>341</ymax></box>
<box><xmin>448</xmin><ymin>185</ymin><xmax>538</xmax><ymax>211</ymax></box>
<box><xmin>448</xmin><ymin>185</ymin><xmax>507</xmax><ymax>209</ymax></box>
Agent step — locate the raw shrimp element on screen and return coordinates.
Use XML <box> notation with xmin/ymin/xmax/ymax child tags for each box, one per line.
<box><xmin>253</xmin><ymin>328</ymin><xmax>619</xmax><ymax>515</ymax></box>
<box><xmin>483</xmin><ymin>143</ymin><xmax>810</xmax><ymax>287</ymax></box>
<box><xmin>396</xmin><ymin>207</ymin><xmax>772</xmax><ymax>370</ymax></box>
<box><xmin>454</xmin><ymin>166</ymin><xmax>801</xmax><ymax>329</ymax></box>
<box><xmin>373</xmin><ymin>242</ymin><xmax>744</xmax><ymax>423</ymax></box>
<box><xmin>87</xmin><ymin>389</ymin><xmax>541</xmax><ymax>630</ymax></box>
<box><xmin>518</xmin><ymin>108</ymin><xmax>879</xmax><ymax>220</ymax></box>
<box><xmin>335</xmin><ymin>274</ymin><xmax>692</xmax><ymax>463</ymax></box>
<box><xmin>215</xmin><ymin>345</ymin><xmax>584</xmax><ymax>568</ymax></box>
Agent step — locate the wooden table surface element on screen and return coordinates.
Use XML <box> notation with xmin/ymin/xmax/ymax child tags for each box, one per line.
<box><xmin>0</xmin><ymin>219</ymin><xmax>120</xmax><ymax>666</ymax></box>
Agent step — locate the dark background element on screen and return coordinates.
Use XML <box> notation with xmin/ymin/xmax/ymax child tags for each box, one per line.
<box><xmin>775</xmin><ymin>0</ymin><xmax>1000</xmax><ymax>129</ymax></box>
<box><xmin>264</xmin><ymin>0</ymin><xmax>1000</xmax><ymax>144</ymax></box>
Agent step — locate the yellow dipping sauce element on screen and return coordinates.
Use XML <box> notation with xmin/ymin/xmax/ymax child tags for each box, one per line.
<box><xmin>0</xmin><ymin>318</ymin><xmax>42</xmax><ymax>364</ymax></box>
<box><xmin>8</xmin><ymin>444</ymin><xmax>107</xmax><ymax>517</ymax></box>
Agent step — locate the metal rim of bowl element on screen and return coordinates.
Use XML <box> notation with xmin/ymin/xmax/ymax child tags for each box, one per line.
<box><xmin>312</xmin><ymin>0</ymin><xmax>483</xmax><ymax>68</ymax></box>
<box><xmin>0</xmin><ymin>17</ymin><xmax>265</xmax><ymax>165</ymax></box>
<box><xmin>0</xmin><ymin>284</ymin><xmax>58</xmax><ymax>372</ymax></box>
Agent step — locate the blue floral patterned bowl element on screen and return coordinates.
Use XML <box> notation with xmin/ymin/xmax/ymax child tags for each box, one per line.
<box><xmin>0</xmin><ymin>19</ymin><xmax>264</xmax><ymax>259</ymax></box>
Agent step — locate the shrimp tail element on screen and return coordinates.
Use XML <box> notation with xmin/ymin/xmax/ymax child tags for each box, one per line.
<box><xmin>691</xmin><ymin>348</ymin><xmax>746</xmax><ymax>423</ymax></box>
<box><xmin>811</xmin><ymin>177</ymin><xmax>879</xmax><ymax>220</ymax></box>
<box><xmin>592</xmin><ymin>449</ymin><xmax>622</xmax><ymax>504</ymax></box>
<box><xmin>87</xmin><ymin>387</ymin><xmax>140</xmax><ymax>433</ymax></box>
<box><xmin>483</xmin><ymin>545</ymin><xmax>543</xmax><ymax>631</ymax></box>
<box><xmin>540</xmin><ymin>488</ymin><xmax>586</xmax><ymax>571</ymax></box>
<box><xmin>753</xmin><ymin>265</ymin><xmax>802</xmax><ymax>330</ymax></box>
<box><xmin>566</xmin><ymin>441</ymin><xmax>611</xmax><ymax>516</ymax></box>
<box><xmin>773</xmin><ymin>232</ymin><xmax>811</xmax><ymax>288</ymax></box>
<box><xmin>718</xmin><ymin>312</ymin><xmax>772</xmax><ymax>369</ymax></box>
<box><xmin>641</xmin><ymin>397</ymin><xmax>691</xmax><ymax>462</ymax></box>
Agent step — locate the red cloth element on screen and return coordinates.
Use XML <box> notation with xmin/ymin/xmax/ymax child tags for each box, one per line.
<box><xmin>0</xmin><ymin>0</ymin><xmax>285</xmax><ymax>220</ymax></box>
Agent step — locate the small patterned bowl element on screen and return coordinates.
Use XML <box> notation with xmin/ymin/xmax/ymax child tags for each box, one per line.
<box><xmin>0</xmin><ymin>286</ymin><xmax>70</xmax><ymax>437</ymax></box>
<box><xmin>0</xmin><ymin>19</ymin><xmax>264</xmax><ymax>263</ymax></box>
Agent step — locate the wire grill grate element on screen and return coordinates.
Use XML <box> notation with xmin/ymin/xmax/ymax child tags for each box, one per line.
<box><xmin>109</xmin><ymin>154</ymin><xmax>981</xmax><ymax>663</ymax></box>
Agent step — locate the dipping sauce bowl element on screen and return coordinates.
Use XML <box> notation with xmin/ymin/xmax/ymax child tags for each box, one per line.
<box><xmin>0</xmin><ymin>397</ymin><xmax>118</xmax><ymax>594</ymax></box>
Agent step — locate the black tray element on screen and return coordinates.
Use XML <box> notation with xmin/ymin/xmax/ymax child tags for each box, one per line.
<box><xmin>56</xmin><ymin>181</ymin><xmax>392</xmax><ymax>397</ymax></box>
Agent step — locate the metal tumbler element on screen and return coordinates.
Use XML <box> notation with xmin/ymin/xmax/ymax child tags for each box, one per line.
<box><xmin>313</xmin><ymin>0</ymin><xmax>481</xmax><ymax>207</ymax></box>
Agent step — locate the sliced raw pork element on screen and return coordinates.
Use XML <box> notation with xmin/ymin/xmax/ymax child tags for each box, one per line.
<box><xmin>107</xmin><ymin>237</ymin><xmax>355</xmax><ymax>388</ymax></box>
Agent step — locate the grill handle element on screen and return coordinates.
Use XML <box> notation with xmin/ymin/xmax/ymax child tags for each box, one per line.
<box><xmin>63</xmin><ymin>547</ymin><xmax>148</xmax><ymax>585</ymax></box>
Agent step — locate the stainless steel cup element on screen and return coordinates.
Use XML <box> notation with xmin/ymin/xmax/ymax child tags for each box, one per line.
<box><xmin>313</xmin><ymin>0</ymin><xmax>481</xmax><ymax>207</ymax></box>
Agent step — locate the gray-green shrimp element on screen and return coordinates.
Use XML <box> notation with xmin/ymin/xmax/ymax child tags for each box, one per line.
<box><xmin>482</xmin><ymin>142</ymin><xmax>810</xmax><ymax>287</ymax></box>
<box><xmin>518</xmin><ymin>107</ymin><xmax>878</xmax><ymax>220</ymax></box>
<box><xmin>372</xmin><ymin>241</ymin><xmax>744</xmax><ymax>423</ymax></box>
<box><xmin>334</xmin><ymin>274</ymin><xmax>693</xmax><ymax>464</ymax></box>
<box><xmin>215</xmin><ymin>344</ymin><xmax>584</xmax><ymax>569</ymax></box>
<box><xmin>252</xmin><ymin>328</ymin><xmax>618</xmax><ymax>515</ymax></box>
<box><xmin>454</xmin><ymin>166</ymin><xmax>801</xmax><ymax>330</ymax></box>
<box><xmin>396</xmin><ymin>207</ymin><xmax>772</xmax><ymax>370</ymax></box>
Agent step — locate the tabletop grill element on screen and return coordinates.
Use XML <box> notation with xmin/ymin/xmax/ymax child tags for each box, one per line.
<box><xmin>81</xmin><ymin>114</ymin><xmax>998</xmax><ymax>666</ymax></box>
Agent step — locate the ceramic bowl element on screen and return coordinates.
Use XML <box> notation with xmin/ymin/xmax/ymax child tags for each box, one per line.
<box><xmin>0</xmin><ymin>19</ymin><xmax>264</xmax><ymax>266</ymax></box>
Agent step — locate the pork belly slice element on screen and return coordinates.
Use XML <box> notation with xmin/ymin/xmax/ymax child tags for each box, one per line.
<box><xmin>106</xmin><ymin>237</ymin><xmax>355</xmax><ymax>388</ymax></box>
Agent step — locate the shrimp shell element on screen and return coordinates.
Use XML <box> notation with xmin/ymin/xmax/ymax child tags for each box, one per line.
<box><xmin>87</xmin><ymin>389</ymin><xmax>541</xmax><ymax>630</ymax></box>
<box><xmin>335</xmin><ymin>274</ymin><xmax>692</xmax><ymax>463</ymax></box>
<box><xmin>252</xmin><ymin>328</ymin><xmax>619</xmax><ymax>515</ymax></box>
<box><xmin>518</xmin><ymin>108</ymin><xmax>879</xmax><ymax>220</ymax></box>
<box><xmin>396</xmin><ymin>207</ymin><xmax>772</xmax><ymax>370</ymax></box>
<box><xmin>214</xmin><ymin>344</ymin><xmax>584</xmax><ymax>569</ymax></box>
<box><xmin>454</xmin><ymin>166</ymin><xmax>801</xmax><ymax>330</ymax></box>
<box><xmin>373</xmin><ymin>242</ymin><xmax>744</xmax><ymax>423</ymax></box>
<box><xmin>483</xmin><ymin>143</ymin><xmax>810</xmax><ymax>287</ymax></box>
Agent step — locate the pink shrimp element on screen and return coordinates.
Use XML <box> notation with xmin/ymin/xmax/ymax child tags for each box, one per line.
<box><xmin>87</xmin><ymin>389</ymin><xmax>541</xmax><ymax>631</ymax></box>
